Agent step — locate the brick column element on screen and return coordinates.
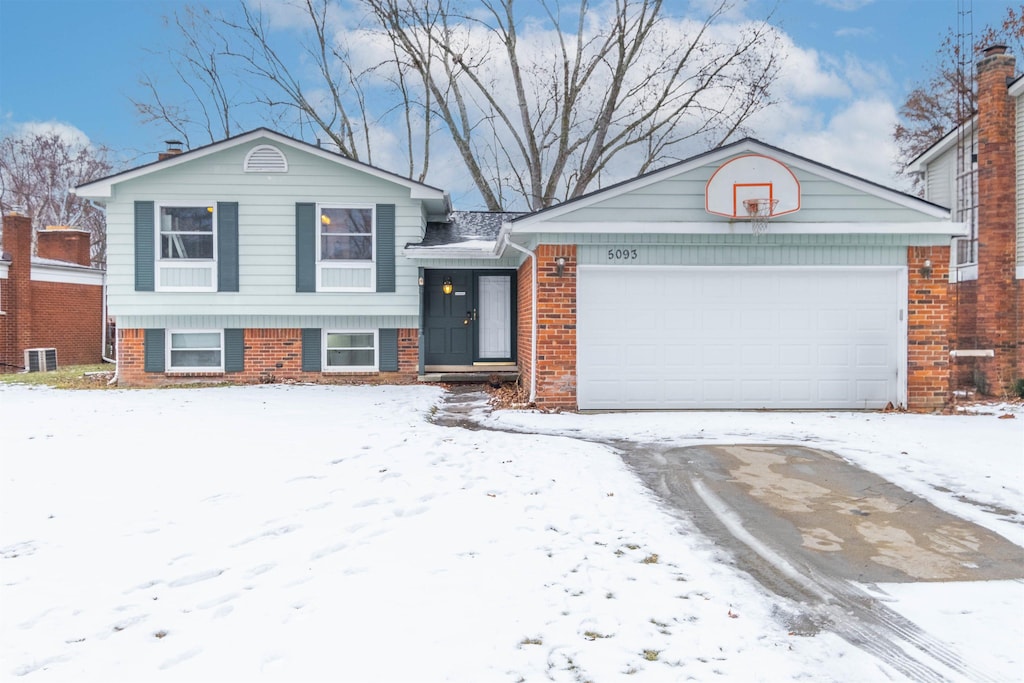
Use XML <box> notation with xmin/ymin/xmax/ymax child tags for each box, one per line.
<box><xmin>1</xmin><ymin>214</ymin><xmax>34</xmax><ymax>370</ymax></box>
<box><xmin>533</xmin><ymin>244</ymin><xmax>577</xmax><ymax>409</ymax></box>
<box><xmin>907</xmin><ymin>246</ymin><xmax>952</xmax><ymax>411</ymax></box>
<box><xmin>975</xmin><ymin>45</ymin><xmax>1020</xmax><ymax>396</ymax></box>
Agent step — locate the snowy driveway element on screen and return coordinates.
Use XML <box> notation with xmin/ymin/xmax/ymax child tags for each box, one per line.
<box><xmin>2</xmin><ymin>383</ymin><xmax>1022</xmax><ymax>682</ymax></box>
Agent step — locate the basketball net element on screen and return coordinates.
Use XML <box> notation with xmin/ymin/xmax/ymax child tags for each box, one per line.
<box><xmin>743</xmin><ymin>198</ymin><xmax>779</xmax><ymax>236</ymax></box>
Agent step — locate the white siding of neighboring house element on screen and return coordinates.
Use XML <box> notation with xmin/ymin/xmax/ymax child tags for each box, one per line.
<box><xmin>924</xmin><ymin>144</ymin><xmax>958</xmax><ymax>210</ymax></box>
<box><xmin>103</xmin><ymin>138</ymin><xmax>428</xmax><ymax>322</ymax></box>
<box><xmin>1017</xmin><ymin>89</ymin><xmax>1024</xmax><ymax>274</ymax></box>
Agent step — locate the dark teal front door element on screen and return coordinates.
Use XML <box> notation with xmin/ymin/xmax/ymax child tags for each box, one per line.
<box><xmin>424</xmin><ymin>270</ymin><xmax>475</xmax><ymax>365</ymax></box>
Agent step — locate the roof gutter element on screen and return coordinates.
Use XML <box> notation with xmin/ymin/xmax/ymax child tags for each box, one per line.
<box><xmin>501</xmin><ymin>233</ymin><xmax>537</xmax><ymax>404</ymax></box>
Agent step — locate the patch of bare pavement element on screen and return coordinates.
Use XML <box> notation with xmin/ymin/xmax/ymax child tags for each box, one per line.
<box><xmin>434</xmin><ymin>390</ymin><xmax>1024</xmax><ymax>682</ymax></box>
<box><xmin>617</xmin><ymin>442</ymin><xmax>1023</xmax><ymax>683</ymax></box>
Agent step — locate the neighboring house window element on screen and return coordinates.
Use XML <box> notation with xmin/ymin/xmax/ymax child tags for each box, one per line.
<box><xmin>167</xmin><ymin>330</ymin><xmax>224</xmax><ymax>372</ymax></box>
<box><xmin>156</xmin><ymin>202</ymin><xmax>218</xmax><ymax>292</ymax></box>
<box><xmin>317</xmin><ymin>205</ymin><xmax>375</xmax><ymax>291</ymax></box>
<box><xmin>324</xmin><ymin>330</ymin><xmax>377</xmax><ymax>371</ymax></box>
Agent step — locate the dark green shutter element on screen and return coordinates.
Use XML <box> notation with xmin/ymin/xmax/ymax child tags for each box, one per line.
<box><xmin>301</xmin><ymin>328</ymin><xmax>321</xmax><ymax>371</ymax></box>
<box><xmin>296</xmin><ymin>203</ymin><xmax>316</xmax><ymax>292</ymax></box>
<box><xmin>376</xmin><ymin>204</ymin><xmax>395</xmax><ymax>293</ymax></box>
<box><xmin>225</xmin><ymin>328</ymin><xmax>244</xmax><ymax>372</ymax></box>
<box><xmin>144</xmin><ymin>329</ymin><xmax>165</xmax><ymax>372</ymax></box>
<box><xmin>218</xmin><ymin>202</ymin><xmax>239</xmax><ymax>292</ymax></box>
<box><xmin>379</xmin><ymin>328</ymin><xmax>398</xmax><ymax>371</ymax></box>
<box><xmin>134</xmin><ymin>201</ymin><xmax>155</xmax><ymax>291</ymax></box>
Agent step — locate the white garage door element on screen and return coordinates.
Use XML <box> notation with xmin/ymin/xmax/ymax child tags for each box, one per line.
<box><xmin>577</xmin><ymin>267</ymin><xmax>904</xmax><ymax>410</ymax></box>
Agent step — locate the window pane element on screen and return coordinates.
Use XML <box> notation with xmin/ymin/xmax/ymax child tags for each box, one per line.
<box><xmin>162</xmin><ymin>234</ymin><xmax>213</xmax><ymax>259</ymax></box>
<box><xmin>160</xmin><ymin>206</ymin><xmax>214</xmax><ymax>259</ymax></box>
<box><xmin>321</xmin><ymin>234</ymin><xmax>372</xmax><ymax>260</ymax></box>
<box><xmin>171</xmin><ymin>332</ymin><xmax>221</xmax><ymax>349</ymax></box>
<box><xmin>171</xmin><ymin>350</ymin><xmax>221</xmax><ymax>367</ymax></box>
<box><xmin>320</xmin><ymin>207</ymin><xmax>373</xmax><ymax>261</ymax></box>
<box><xmin>327</xmin><ymin>349</ymin><xmax>375</xmax><ymax>367</ymax></box>
<box><xmin>161</xmin><ymin>206</ymin><xmax>213</xmax><ymax>232</ymax></box>
<box><xmin>321</xmin><ymin>208</ymin><xmax>372</xmax><ymax>235</ymax></box>
<box><xmin>327</xmin><ymin>333</ymin><xmax>375</xmax><ymax>349</ymax></box>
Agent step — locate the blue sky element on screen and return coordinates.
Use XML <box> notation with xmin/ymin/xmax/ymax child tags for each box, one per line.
<box><xmin>0</xmin><ymin>0</ymin><xmax>1015</xmax><ymax>205</ymax></box>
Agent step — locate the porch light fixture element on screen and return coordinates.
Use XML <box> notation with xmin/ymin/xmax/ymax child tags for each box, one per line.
<box><xmin>556</xmin><ymin>256</ymin><xmax>566</xmax><ymax>277</ymax></box>
<box><xmin>442</xmin><ymin>276</ymin><xmax>454</xmax><ymax>295</ymax></box>
<box><xmin>920</xmin><ymin>259</ymin><xmax>932</xmax><ymax>279</ymax></box>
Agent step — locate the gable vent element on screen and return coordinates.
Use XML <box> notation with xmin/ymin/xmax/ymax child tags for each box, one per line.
<box><xmin>244</xmin><ymin>145</ymin><xmax>288</xmax><ymax>173</ymax></box>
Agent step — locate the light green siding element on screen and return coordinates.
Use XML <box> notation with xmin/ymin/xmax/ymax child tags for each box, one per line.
<box><xmin>104</xmin><ymin>136</ymin><xmax>427</xmax><ymax>320</ymax></box>
<box><xmin>116</xmin><ymin>314</ymin><xmax>420</xmax><ymax>330</ymax></box>
<box><xmin>552</xmin><ymin>158</ymin><xmax>943</xmax><ymax>224</ymax></box>
<box><xmin>578</xmin><ymin>242</ymin><xmax>906</xmax><ymax>267</ymax></box>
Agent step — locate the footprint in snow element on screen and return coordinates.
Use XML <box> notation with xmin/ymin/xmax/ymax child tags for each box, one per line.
<box><xmin>168</xmin><ymin>568</ymin><xmax>225</xmax><ymax>588</ymax></box>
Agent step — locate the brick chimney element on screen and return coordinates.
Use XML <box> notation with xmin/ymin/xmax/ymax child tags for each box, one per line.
<box><xmin>158</xmin><ymin>140</ymin><xmax>184</xmax><ymax>161</ymax></box>
<box><xmin>1</xmin><ymin>212</ymin><xmax>34</xmax><ymax>370</ymax></box>
<box><xmin>975</xmin><ymin>44</ymin><xmax>1019</xmax><ymax>395</ymax></box>
<box><xmin>37</xmin><ymin>227</ymin><xmax>93</xmax><ymax>266</ymax></box>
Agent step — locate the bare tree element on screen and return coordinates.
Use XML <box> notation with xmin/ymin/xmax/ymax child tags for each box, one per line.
<box><xmin>0</xmin><ymin>132</ymin><xmax>114</xmax><ymax>267</ymax></box>
<box><xmin>138</xmin><ymin>0</ymin><xmax>781</xmax><ymax>210</ymax></box>
<box><xmin>368</xmin><ymin>0</ymin><xmax>781</xmax><ymax>209</ymax></box>
<box><xmin>894</xmin><ymin>5</ymin><xmax>1024</xmax><ymax>190</ymax></box>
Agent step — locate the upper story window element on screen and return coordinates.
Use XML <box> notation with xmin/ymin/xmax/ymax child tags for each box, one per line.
<box><xmin>156</xmin><ymin>202</ymin><xmax>218</xmax><ymax>292</ymax></box>
<box><xmin>316</xmin><ymin>205</ymin><xmax>375</xmax><ymax>291</ymax></box>
<box><xmin>160</xmin><ymin>205</ymin><xmax>215</xmax><ymax>259</ymax></box>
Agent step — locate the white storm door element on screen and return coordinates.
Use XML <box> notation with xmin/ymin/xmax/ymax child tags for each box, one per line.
<box><xmin>478</xmin><ymin>275</ymin><xmax>512</xmax><ymax>359</ymax></box>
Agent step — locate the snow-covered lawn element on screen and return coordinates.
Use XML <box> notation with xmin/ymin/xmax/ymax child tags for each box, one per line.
<box><xmin>1</xmin><ymin>383</ymin><xmax>1021</xmax><ymax>682</ymax></box>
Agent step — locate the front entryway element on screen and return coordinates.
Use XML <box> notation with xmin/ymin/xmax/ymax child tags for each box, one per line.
<box><xmin>423</xmin><ymin>269</ymin><xmax>516</xmax><ymax>369</ymax></box>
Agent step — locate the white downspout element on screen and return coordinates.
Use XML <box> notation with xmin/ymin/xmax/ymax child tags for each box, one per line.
<box><xmin>502</xmin><ymin>234</ymin><xmax>537</xmax><ymax>404</ymax></box>
<box><xmin>101</xmin><ymin>272</ymin><xmax>118</xmax><ymax>384</ymax></box>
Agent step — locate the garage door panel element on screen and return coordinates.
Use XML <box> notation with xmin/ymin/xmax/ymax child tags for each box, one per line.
<box><xmin>578</xmin><ymin>267</ymin><xmax>901</xmax><ymax>410</ymax></box>
<box><xmin>741</xmin><ymin>380</ymin><xmax>773</xmax><ymax>401</ymax></box>
<box><xmin>818</xmin><ymin>380</ymin><xmax>852</xmax><ymax>402</ymax></box>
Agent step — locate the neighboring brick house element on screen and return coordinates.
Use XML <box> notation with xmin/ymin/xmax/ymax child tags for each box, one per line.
<box><xmin>0</xmin><ymin>213</ymin><xmax>106</xmax><ymax>372</ymax></box>
<box><xmin>908</xmin><ymin>45</ymin><xmax>1023</xmax><ymax>398</ymax></box>
<box><xmin>77</xmin><ymin>130</ymin><xmax>960</xmax><ymax>411</ymax></box>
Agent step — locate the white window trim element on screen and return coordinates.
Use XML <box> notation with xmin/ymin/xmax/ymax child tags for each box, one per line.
<box><xmin>322</xmin><ymin>329</ymin><xmax>378</xmax><ymax>373</ymax></box>
<box><xmin>316</xmin><ymin>203</ymin><xmax>375</xmax><ymax>292</ymax></box>
<box><xmin>166</xmin><ymin>329</ymin><xmax>225</xmax><ymax>373</ymax></box>
<box><xmin>155</xmin><ymin>201</ymin><xmax>218</xmax><ymax>293</ymax></box>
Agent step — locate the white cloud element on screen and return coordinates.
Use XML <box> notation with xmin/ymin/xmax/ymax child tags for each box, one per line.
<box><xmin>8</xmin><ymin>120</ymin><xmax>92</xmax><ymax>147</ymax></box>
<box><xmin>815</xmin><ymin>0</ymin><xmax>875</xmax><ymax>10</ymax></box>
<box><xmin>778</xmin><ymin>97</ymin><xmax>904</xmax><ymax>188</ymax></box>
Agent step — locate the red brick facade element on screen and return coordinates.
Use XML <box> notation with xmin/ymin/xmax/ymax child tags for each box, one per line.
<box><xmin>951</xmin><ymin>45</ymin><xmax>1022</xmax><ymax>397</ymax></box>
<box><xmin>115</xmin><ymin>327</ymin><xmax>419</xmax><ymax>387</ymax></box>
<box><xmin>0</xmin><ymin>214</ymin><xmax>104</xmax><ymax>372</ymax></box>
<box><xmin>907</xmin><ymin>246</ymin><xmax>952</xmax><ymax>410</ymax></box>
<box><xmin>528</xmin><ymin>244</ymin><xmax>577</xmax><ymax>409</ymax></box>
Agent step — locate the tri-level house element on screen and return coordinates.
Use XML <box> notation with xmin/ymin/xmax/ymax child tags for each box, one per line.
<box><xmin>908</xmin><ymin>44</ymin><xmax>1023</xmax><ymax>398</ymax></box>
<box><xmin>77</xmin><ymin>128</ymin><xmax>962</xmax><ymax>411</ymax></box>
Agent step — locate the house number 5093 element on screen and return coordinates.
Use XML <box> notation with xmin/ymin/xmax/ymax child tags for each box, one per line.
<box><xmin>607</xmin><ymin>248</ymin><xmax>638</xmax><ymax>261</ymax></box>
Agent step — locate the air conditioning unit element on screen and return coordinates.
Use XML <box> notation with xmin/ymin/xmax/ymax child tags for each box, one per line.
<box><xmin>24</xmin><ymin>348</ymin><xmax>58</xmax><ymax>372</ymax></box>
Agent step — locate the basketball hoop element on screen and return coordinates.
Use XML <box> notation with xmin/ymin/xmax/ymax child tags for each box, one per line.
<box><xmin>743</xmin><ymin>198</ymin><xmax>779</xmax><ymax>236</ymax></box>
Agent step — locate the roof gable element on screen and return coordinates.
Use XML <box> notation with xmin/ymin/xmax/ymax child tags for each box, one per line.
<box><xmin>510</xmin><ymin>138</ymin><xmax>951</xmax><ymax>235</ymax></box>
<box><xmin>75</xmin><ymin>128</ymin><xmax>450</xmax><ymax>214</ymax></box>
